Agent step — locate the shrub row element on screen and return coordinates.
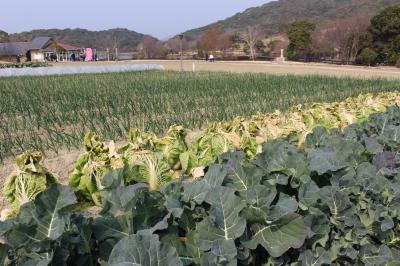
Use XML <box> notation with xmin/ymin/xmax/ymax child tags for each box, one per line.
<box><xmin>0</xmin><ymin>62</ymin><xmax>50</xmax><ymax>69</ymax></box>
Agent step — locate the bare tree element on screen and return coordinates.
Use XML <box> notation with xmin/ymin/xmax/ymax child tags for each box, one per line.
<box><xmin>238</xmin><ymin>26</ymin><xmax>264</xmax><ymax>60</ymax></box>
<box><xmin>198</xmin><ymin>27</ymin><xmax>220</xmax><ymax>53</ymax></box>
<box><xmin>314</xmin><ymin>14</ymin><xmax>371</xmax><ymax>62</ymax></box>
<box><xmin>139</xmin><ymin>37</ymin><xmax>165</xmax><ymax>59</ymax></box>
<box><xmin>102</xmin><ymin>35</ymin><xmax>122</xmax><ymax>58</ymax></box>
<box><xmin>165</xmin><ymin>38</ymin><xmax>181</xmax><ymax>54</ymax></box>
<box><xmin>216</xmin><ymin>33</ymin><xmax>233</xmax><ymax>56</ymax></box>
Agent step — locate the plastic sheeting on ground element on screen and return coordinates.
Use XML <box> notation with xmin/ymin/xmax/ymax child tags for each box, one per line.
<box><xmin>0</xmin><ymin>64</ymin><xmax>164</xmax><ymax>77</ymax></box>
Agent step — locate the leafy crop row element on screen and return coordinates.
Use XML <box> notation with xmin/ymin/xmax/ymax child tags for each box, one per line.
<box><xmin>1</xmin><ymin>106</ymin><xmax>400</xmax><ymax>265</ymax></box>
<box><xmin>0</xmin><ymin>62</ymin><xmax>50</xmax><ymax>69</ymax></box>
<box><xmin>3</xmin><ymin>92</ymin><xmax>400</xmax><ymax>210</ymax></box>
<box><xmin>1</xmin><ymin>71</ymin><xmax>399</xmax><ymax>160</ymax></box>
<box><xmin>65</xmin><ymin>92</ymin><xmax>400</xmax><ymax>205</ymax></box>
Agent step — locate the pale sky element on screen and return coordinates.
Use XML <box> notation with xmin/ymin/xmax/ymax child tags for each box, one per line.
<box><xmin>0</xmin><ymin>0</ymin><xmax>271</xmax><ymax>39</ymax></box>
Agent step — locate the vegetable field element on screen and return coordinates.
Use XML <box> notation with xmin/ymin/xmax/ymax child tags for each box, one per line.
<box><xmin>1</xmin><ymin>107</ymin><xmax>400</xmax><ymax>265</ymax></box>
<box><xmin>1</xmin><ymin>68</ymin><xmax>400</xmax><ymax>264</ymax></box>
<box><xmin>1</xmin><ymin>71</ymin><xmax>400</xmax><ymax>160</ymax></box>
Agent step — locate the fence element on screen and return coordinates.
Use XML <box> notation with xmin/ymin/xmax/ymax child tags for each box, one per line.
<box><xmin>95</xmin><ymin>51</ymin><xmax>139</xmax><ymax>61</ymax></box>
<box><xmin>296</xmin><ymin>58</ymin><xmax>356</xmax><ymax>65</ymax></box>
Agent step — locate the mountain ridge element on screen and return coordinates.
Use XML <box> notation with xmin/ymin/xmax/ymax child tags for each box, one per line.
<box><xmin>181</xmin><ymin>0</ymin><xmax>400</xmax><ymax>41</ymax></box>
<box><xmin>7</xmin><ymin>28</ymin><xmax>157</xmax><ymax>51</ymax></box>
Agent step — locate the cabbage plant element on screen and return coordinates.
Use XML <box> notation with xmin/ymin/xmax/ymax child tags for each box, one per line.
<box><xmin>68</xmin><ymin>132</ymin><xmax>125</xmax><ymax>205</ymax></box>
<box><xmin>2</xmin><ymin>107</ymin><xmax>400</xmax><ymax>265</ymax></box>
<box><xmin>3</xmin><ymin>151</ymin><xmax>58</xmax><ymax>214</ymax></box>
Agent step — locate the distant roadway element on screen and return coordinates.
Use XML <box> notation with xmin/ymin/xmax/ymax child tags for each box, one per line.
<box><xmin>56</xmin><ymin>60</ymin><xmax>400</xmax><ymax>79</ymax></box>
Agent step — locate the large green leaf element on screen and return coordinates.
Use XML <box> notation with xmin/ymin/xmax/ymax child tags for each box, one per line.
<box><xmin>360</xmin><ymin>244</ymin><xmax>393</xmax><ymax>266</ymax></box>
<box><xmin>195</xmin><ymin>187</ymin><xmax>246</xmax><ymax>252</ymax></box>
<box><xmin>299</xmin><ymin>247</ymin><xmax>332</xmax><ymax>266</ymax></box>
<box><xmin>241</xmin><ymin>184</ymin><xmax>277</xmax><ymax>223</ymax></box>
<box><xmin>298</xmin><ymin>179</ymin><xmax>320</xmax><ymax>210</ymax></box>
<box><xmin>0</xmin><ymin>244</ymin><xmax>10</xmax><ymax>265</ymax></box>
<box><xmin>303</xmin><ymin>209</ymin><xmax>330</xmax><ymax>249</ymax></box>
<box><xmin>100</xmin><ymin>184</ymin><xmax>148</xmax><ymax>215</ymax></box>
<box><xmin>182</xmin><ymin>180</ymin><xmax>210</xmax><ymax>205</ymax></box>
<box><xmin>182</xmin><ymin>164</ymin><xmax>226</xmax><ymax>205</ymax></box>
<box><xmin>161</xmin><ymin>231</ymin><xmax>201</xmax><ymax>265</ymax></box>
<box><xmin>320</xmin><ymin>188</ymin><xmax>354</xmax><ymax>222</ymax></box>
<box><xmin>255</xmin><ymin>140</ymin><xmax>308</xmax><ymax>178</ymax></box>
<box><xmin>94</xmin><ymin>184</ymin><xmax>167</xmax><ymax>242</ymax></box>
<box><xmin>8</xmin><ymin>185</ymin><xmax>77</xmax><ymax>244</ymax></box>
<box><xmin>243</xmin><ymin>214</ymin><xmax>307</xmax><ymax>257</ymax></box>
<box><xmin>221</xmin><ymin>152</ymin><xmax>262</xmax><ymax>193</ymax></box>
<box><xmin>107</xmin><ymin>234</ymin><xmax>182</xmax><ymax>266</ymax></box>
<box><xmin>308</xmin><ymin>134</ymin><xmax>365</xmax><ymax>175</ymax></box>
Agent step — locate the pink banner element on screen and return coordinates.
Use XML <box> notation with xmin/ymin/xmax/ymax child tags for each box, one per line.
<box><xmin>85</xmin><ymin>48</ymin><xmax>93</xmax><ymax>61</ymax></box>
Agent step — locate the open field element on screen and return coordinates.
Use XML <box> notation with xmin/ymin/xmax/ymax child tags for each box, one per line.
<box><xmin>56</xmin><ymin>60</ymin><xmax>400</xmax><ymax>79</ymax></box>
<box><xmin>1</xmin><ymin>71</ymin><xmax>400</xmax><ymax>161</ymax></box>
<box><xmin>2</xmin><ymin>70</ymin><xmax>400</xmax><ymax>264</ymax></box>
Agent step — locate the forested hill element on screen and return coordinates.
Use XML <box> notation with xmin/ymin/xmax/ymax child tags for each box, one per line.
<box><xmin>182</xmin><ymin>0</ymin><xmax>400</xmax><ymax>41</ymax></box>
<box><xmin>8</xmin><ymin>28</ymin><xmax>157</xmax><ymax>51</ymax></box>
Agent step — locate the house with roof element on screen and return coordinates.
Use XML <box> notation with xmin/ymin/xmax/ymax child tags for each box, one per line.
<box><xmin>0</xmin><ymin>37</ymin><xmax>83</xmax><ymax>62</ymax></box>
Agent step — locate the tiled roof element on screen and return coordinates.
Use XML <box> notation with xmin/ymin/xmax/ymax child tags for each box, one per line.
<box><xmin>0</xmin><ymin>42</ymin><xmax>32</xmax><ymax>56</ymax></box>
<box><xmin>30</xmin><ymin>37</ymin><xmax>51</xmax><ymax>49</ymax></box>
<box><xmin>57</xmin><ymin>42</ymin><xmax>82</xmax><ymax>51</ymax></box>
<box><xmin>0</xmin><ymin>37</ymin><xmax>55</xmax><ymax>56</ymax></box>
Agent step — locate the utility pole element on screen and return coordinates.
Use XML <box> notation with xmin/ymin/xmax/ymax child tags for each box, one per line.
<box><xmin>179</xmin><ymin>34</ymin><xmax>184</xmax><ymax>72</ymax></box>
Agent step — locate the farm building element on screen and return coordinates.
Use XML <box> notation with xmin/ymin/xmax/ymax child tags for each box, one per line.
<box><xmin>0</xmin><ymin>37</ymin><xmax>82</xmax><ymax>62</ymax></box>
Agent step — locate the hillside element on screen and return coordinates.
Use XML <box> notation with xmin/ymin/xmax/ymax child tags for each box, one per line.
<box><xmin>8</xmin><ymin>28</ymin><xmax>157</xmax><ymax>51</ymax></box>
<box><xmin>182</xmin><ymin>0</ymin><xmax>400</xmax><ymax>41</ymax></box>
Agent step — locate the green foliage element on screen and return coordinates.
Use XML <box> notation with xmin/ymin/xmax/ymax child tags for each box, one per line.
<box><xmin>9</xmin><ymin>28</ymin><xmax>152</xmax><ymax>51</ymax></box>
<box><xmin>8</xmin><ymin>92</ymin><xmax>400</xmax><ymax>207</ymax></box>
<box><xmin>2</xmin><ymin>72</ymin><xmax>400</xmax><ymax>160</ymax></box>
<box><xmin>135</xmin><ymin>153</ymin><xmax>172</xmax><ymax>191</ymax></box>
<box><xmin>184</xmin><ymin>0</ymin><xmax>400</xmax><ymax>44</ymax></box>
<box><xmin>156</xmin><ymin>125</ymin><xmax>188</xmax><ymax>170</ymax></box>
<box><xmin>396</xmin><ymin>58</ymin><xmax>400</xmax><ymax>68</ymax></box>
<box><xmin>0</xmin><ymin>62</ymin><xmax>50</xmax><ymax>69</ymax></box>
<box><xmin>108</xmin><ymin>234</ymin><xmax>182</xmax><ymax>265</ymax></box>
<box><xmin>2</xmin><ymin>107</ymin><xmax>400</xmax><ymax>264</ymax></box>
<box><xmin>68</xmin><ymin>132</ymin><xmax>125</xmax><ymax>205</ymax></box>
<box><xmin>356</xmin><ymin>48</ymin><xmax>378</xmax><ymax>66</ymax></box>
<box><xmin>69</xmin><ymin>126</ymin><xmax>189</xmax><ymax>204</ymax></box>
<box><xmin>368</xmin><ymin>5</ymin><xmax>400</xmax><ymax>65</ymax></box>
<box><xmin>255</xmin><ymin>40</ymin><xmax>269</xmax><ymax>56</ymax></box>
<box><xmin>287</xmin><ymin>20</ymin><xmax>316</xmax><ymax>60</ymax></box>
<box><xmin>3</xmin><ymin>152</ymin><xmax>58</xmax><ymax>214</ymax></box>
<box><xmin>0</xmin><ymin>30</ymin><xmax>9</xmax><ymax>42</ymax></box>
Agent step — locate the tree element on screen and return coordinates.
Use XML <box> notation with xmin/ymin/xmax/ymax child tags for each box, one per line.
<box><xmin>356</xmin><ymin>48</ymin><xmax>378</xmax><ymax>66</ymax></box>
<box><xmin>197</xmin><ymin>28</ymin><xmax>233</xmax><ymax>58</ymax></box>
<box><xmin>313</xmin><ymin>15</ymin><xmax>371</xmax><ymax>62</ymax></box>
<box><xmin>0</xmin><ymin>30</ymin><xmax>9</xmax><ymax>43</ymax></box>
<box><xmin>138</xmin><ymin>37</ymin><xmax>166</xmax><ymax>59</ymax></box>
<box><xmin>287</xmin><ymin>20</ymin><xmax>316</xmax><ymax>61</ymax></box>
<box><xmin>165</xmin><ymin>38</ymin><xmax>181</xmax><ymax>54</ymax></box>
<box><xmin>198</xmin><ymin>27</ymin><xmax>219</xmax><ymax>53</ymax></box>
<box><xmin>238</xmin><ymin>27</ymin><xmax>264</xmax><ymax>60</ymax></box>
<box><xmin>216</xmin><ymin>33</ymin><xmax>233</xmax><ymax>56</ymax></box>
<box><xmin>367</xmin><ymin>6</ymin><xmax>400</xmax><ymax>65</ymax></box>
